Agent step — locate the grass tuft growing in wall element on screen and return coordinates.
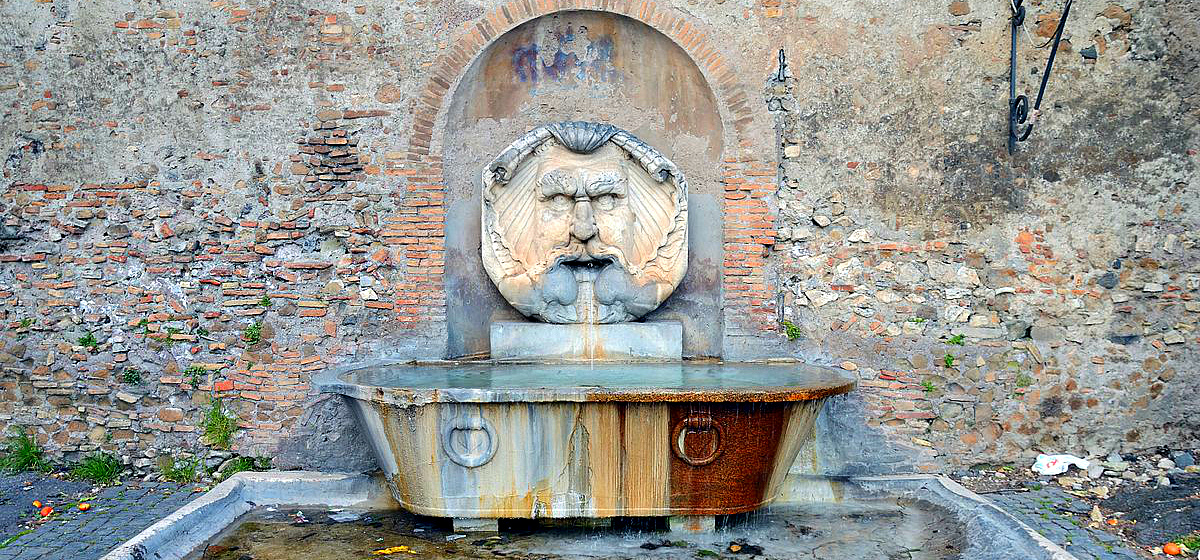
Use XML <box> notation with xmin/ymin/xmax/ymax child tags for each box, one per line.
<box><xmin>201</xmin><ymin>399</ymin><xmax>239</xmax><ymax>450</ymax></box>
<box><xmin>0</xmin><ymin>428</ymin><xmax>52</xmax><ymax>473</ymax></box>
<box><xmin>779</xmin><ymin>320</ymin><xmax>802</xmax><ymax>341</ymax></box>
<box><xmin>216</xmin><ymin>455</ymin><xmax>272</xmax><ymax>481</ymax></box>
<box><xmin>71</xmin><ymin>452</ymin><xmax>123</xmax><ymax>485</ymax></box>
<box><xmin>242</xmin><ymin>321</ymin><xmax>263</xmax><ymax>344</ymax></box>
<box><xmin>184</xmin><ymin>364</ymin><xmax>207</xmax><ymax>389</ymax></box>
<box><xmin>77</xmin><ymin>332</ymin><xmax>99</xmax><ymax>351</ymax></box>
<box><xmin>120</xmin><ymin>368</ymin><xmax>142</xmax><ymax>384</ymax></box>
<box><xmin>160</xmin><ymin>455</ymin><xmax>202</xmax><ymax>484</ymax></box>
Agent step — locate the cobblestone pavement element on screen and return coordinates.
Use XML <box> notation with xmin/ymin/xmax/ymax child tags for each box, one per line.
<box><xmin>0</xmin><ymin>479</ymin><xmax>201</xmax><ymax>560</ymax></box>
<box><xmin>0</xmin><ymin>473</ymin><xmax>90</xmax><ymax>537</ymax></box>
<box><xmin>987</xmin><ymin>487</ymin><xmax>1145</xmax><ymax>560</ymax></box>
<box><xmin>0</xmin><ymin>474</ymin><xmax>1158</xmax><ymax>560</ymax></box>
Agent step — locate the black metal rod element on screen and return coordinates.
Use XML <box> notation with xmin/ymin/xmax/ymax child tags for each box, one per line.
<box><xmin>1017</xmin><ymin>0</ymin><xmax>1075</xmax><ymax>144</ymax></box>
<box><xmin>1009</xmin><ymin>0</ymin><xmax>1021</xmax><ymax>105</ymax></box>
<box><xmin>1007</xmin><ymin>0</ymin><xmax>1023</xmax><ymax>153</ymax></box>
<box><xmin>1032</xmin><ymin>0</ymin><xmax>1072</xmax><ymax>111</ymax></box>
<box><xmin>1008</xmin><ymin>0</ymin><xmax>1072</xmax><ymax>153</ymax></box>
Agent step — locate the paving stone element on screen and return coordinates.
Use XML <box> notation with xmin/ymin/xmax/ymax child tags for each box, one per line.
<box><xmin>0</xmin><ymin>481</ymin><xmax>198</xmax><ymax>560</ymax></box>
<box><xmin>993</xmin><ymin>489</ymin><xmax>1142</xmax><ymax>560</ymax></box>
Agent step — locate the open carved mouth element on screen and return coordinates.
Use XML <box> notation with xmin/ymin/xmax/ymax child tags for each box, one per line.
<box><xmin>556</xmin><ymin>254</ymin><xmax>614</xmax><ymax>277</ymax></box>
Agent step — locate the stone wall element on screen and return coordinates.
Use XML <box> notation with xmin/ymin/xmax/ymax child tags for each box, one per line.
<box><xmin>0</xmin><ymin>0</ymin><xmax>1195</xmax><ymax>474</ymax></box>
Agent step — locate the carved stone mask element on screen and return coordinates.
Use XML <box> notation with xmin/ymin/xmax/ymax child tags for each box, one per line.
<box><xmin>482</xmin><ymin>122</ymin><xmax>688</xmax><ymax>324</ymax></box>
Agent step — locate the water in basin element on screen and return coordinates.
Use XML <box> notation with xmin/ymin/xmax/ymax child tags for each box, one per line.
<box><xmin>344</xmin><ymin>362</ymin><xmax>848</xmax><ymax>389</ymax></box>
<box><xmin>187</xmin><ymin>496</ymin><xmax>965</xmax><ymax>560</ymax></box>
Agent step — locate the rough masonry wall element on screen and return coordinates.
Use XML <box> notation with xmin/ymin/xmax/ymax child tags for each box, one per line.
<box><xmin>759</xmin><ymin>0</ymin><xmax>1199</xmax><ymax>469</ymax></box>
<box><xmin>0</xmin><ymin>0</ymin><xmax>1195</xmax><ymax>473</ymax></box>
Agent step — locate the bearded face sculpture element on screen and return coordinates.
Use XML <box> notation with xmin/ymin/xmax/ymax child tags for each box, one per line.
<box><xmin>482</xmin><ymin>122</ymin><xmax>688</xmax><ymax>324</ymax></box>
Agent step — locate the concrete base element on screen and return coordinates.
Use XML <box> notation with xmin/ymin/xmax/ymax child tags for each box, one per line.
<box><xmin>490</xmin><ymin>321</ymin><xmax>682</xmax><ymax>362</ymax></box>
<box><xmin>105</xmin><ymin>472</ymin><xmax>1079</xmax><ymax>560</ymax></box>
<box><xmin>668</xmin><ymin>515</ymin><xmax>716</xmax><ymax>533</ymax></box>
<box><xmin>453</xmin><ymin>518</ymin><xmax>500</xmax><ymax>532</ymax></box>
<box><xmin>101</xmin><ymin>472</ymin><xmax>395</xmax><ymax>560</ymax></box>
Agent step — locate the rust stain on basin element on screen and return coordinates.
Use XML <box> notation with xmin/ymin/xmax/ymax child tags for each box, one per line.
<box><xmin>317</xmin><ymin>362</ymin><xmax>853</xmax><ymax>519</ymax></box>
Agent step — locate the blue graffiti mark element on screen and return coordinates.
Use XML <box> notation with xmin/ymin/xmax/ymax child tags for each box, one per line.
<box><xmin>512</xmin><ymin>44</ymin><xmax>540</xmax><ymax>83</ymax></box>
<box><xmin>510</xmin><ymin>25</ymin><xmax>617</xmax><ymax>86</ymax></box>
<box><xmin>542</xmin><ymin>50</ymin><xmax>578</xmax><ymax>81</ymax></box>
<box><xmin>580</xmin><ymin>35</ymin><xmax>617</xmax><ymax>83</ymax></box>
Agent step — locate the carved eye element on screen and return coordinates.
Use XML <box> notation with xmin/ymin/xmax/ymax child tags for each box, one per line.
<box><xmin>549</xmin><ymin>193</ymin><xmax>573</xmax><ymax>210</ymax></box>
<box><xmin>593</xmin><ymin>194</ymin><xmax>617</xmax><ymax>211</ymax></box>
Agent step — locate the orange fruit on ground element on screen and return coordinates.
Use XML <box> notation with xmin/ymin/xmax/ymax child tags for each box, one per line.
<box><xmin>38</xmin><ymin>506</ymin><xmax>53</xmax><ymax>517</ymax></box>
<box><xmin>1162</xmin><ymin>542</ymin><xmax>1181</xmax><ymax>555</ymax></box>
<box><xmin>77</xmin><ymin>503</ymin><xmax>91</xmax><ymax>511</ymax></box>
<box><xmin>32</xmin><ymin>500</ymin><xmax>41</xmax><ymax>508</ymax></box>
<box><xmin>1106</xmin><ymin>518</ymin><xmax>1118</xmax><ymax>525</ymax></box>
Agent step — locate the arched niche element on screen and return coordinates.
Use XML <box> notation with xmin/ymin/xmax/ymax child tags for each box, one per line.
<box><xmin>441</xmin><ymin>10</ymin><xmax>725</xmax><ymax>358</ymax></box>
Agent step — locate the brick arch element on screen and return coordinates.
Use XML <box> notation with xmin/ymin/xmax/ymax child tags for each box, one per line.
<box><xmin>387</xmin><ymin>1</ymin><xmax>779</xmax><ymax>339</ymax></box>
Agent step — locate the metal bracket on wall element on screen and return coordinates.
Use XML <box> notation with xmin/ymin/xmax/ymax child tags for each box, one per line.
<box><xmin>1008</xmin><ymin>0</ymin><xmax>1073</xmax><ymax>154</ymax></box>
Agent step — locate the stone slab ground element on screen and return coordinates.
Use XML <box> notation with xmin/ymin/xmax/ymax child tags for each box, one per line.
<box><xmin>0</xmin><ymin>474</ymin><xmax>202</xmax><ymax>560</ymax></box>
<box><xmin>986</xmin><ymin>488</ymin><xmax>1143</xmax><ymax>560</ymax></box>
<box><xmin>0</xmin><ymin>470</ymin><xmax>1191</xmax><ymax>560</ymax></box>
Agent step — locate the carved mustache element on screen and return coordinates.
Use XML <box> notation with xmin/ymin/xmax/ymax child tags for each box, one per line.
<box><xmin>543</xmin><ymin>239</ymin><xmax>632</xmax><ymax>272</ymax></box>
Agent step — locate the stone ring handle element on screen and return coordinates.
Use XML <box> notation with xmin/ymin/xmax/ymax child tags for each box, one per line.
<box><xmin>672</xmin><ymin>413</ymin><xmax>723</xmax><ymax>466</ymax></box>
<box><xmin>441</xmin><ymin>415</ymin><xmax>497</xmax><ymax>468</ymax></box>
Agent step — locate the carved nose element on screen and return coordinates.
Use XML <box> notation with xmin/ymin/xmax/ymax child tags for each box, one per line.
<box><xmin>571</xmin><ymin>199</ymin><xmax>596</xmax><ymax>241</ymax></box>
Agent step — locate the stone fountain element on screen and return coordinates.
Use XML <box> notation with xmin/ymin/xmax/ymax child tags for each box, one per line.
<box><xmin>317</xmin><ymin>122</ymin><xmax>855</xmax><ymax>533</ymax></box>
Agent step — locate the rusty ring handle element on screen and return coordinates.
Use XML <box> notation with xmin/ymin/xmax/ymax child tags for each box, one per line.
<box><xmin>671</xmin><ymin>413</ymin><xmax>723</xmax><ymax>466</ymax></box>
<box><xmin>440</xmin><ymin>416</ymin><xmax>497</xmax><ymax>468</ymax></box>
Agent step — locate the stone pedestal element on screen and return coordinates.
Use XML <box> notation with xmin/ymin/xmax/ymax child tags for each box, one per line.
<box><xmin>490</xmin><ymin>321</ymin><xmax>682</xmax><ymax>362</ymax></box>
<box><xmin>453</xmin><ymin>518</ymin><xmax>500</xmax><ymax>532</ymax></box>
<box><xmin>669</xmin><ymin>515</ymin><xmax>716</xmax><ymax>533</ymax></box>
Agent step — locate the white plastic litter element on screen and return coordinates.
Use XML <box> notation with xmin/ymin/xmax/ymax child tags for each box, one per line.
<box><xmin>329</xmin><ymin>511</ymin><xmax>362</xmax><ymax>523</ymax></box>
<box><xmin>1032</xmin><ymin>454</ymin><xmax>1090</xmax><ymax>475</ymax></box>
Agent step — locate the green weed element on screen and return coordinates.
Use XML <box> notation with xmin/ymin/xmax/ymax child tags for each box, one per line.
<box><xmin>259</xmin><ymin>296</ymin><xmax>271</xmax><ymax>307</ymax></box>
<box><xmin>907</xmin><ymin>317</ymin><xmax>926</xmax><ymax>323</ymax></box>
<box><xmin>217</xmin><ymin>455</ymin><xmax>272</xmax><ymax>480</ymax></box>
<box><xmin>943</xmin><ymin>353</ymin><xmax>956</xmax><ymax>368</ymax></box>
<box><xmin>160</xmin><ymin>455</ymin><xmax>202</xmax><ymax>484</ymax></box>
<box><xmin>779</xmin><ymin>320</ymin><xmax>802</xmax><ymax>341</ymax></box>
<box><xmin>920</xmin><ymin>379</ymin><xmax>937</xmax><ymax>393</ymax></box>
<box><xmin>184</xmin><ymin>365</ymin><xmax>207</xmax><ymax>389</ymax></box>
<box><xmin>1173</xmin><ymin>533</ymin><xmax>1200</xmax><ymax>551</ymax></box>
<box><xmin>947</xmin><ymin>333</ymin><xmax>965</xmax><ymax>345</ymax></box>
<box><xmin>78</xmin><ymin>332</ymin><xmax>99</xmax><ymax>351</ymax></box>
<box><xmin>120</xmin><ymin>369</ymin><xmax>142</xmax><ymax>384</ymax></box>
<box><xmin>1016</xmin><ymin>373</ymin><xmax>1033</xmax><ymax>388</ymax></box>
<box><xmin>17</xmin><ymin>318</ymin><xmax>32</xmax><ymax>329</ymax></box>
<box><xmin>153</xmin><ymin>325</ymin><xmax>183</xmax><ymax>347</ymax></box>
<box><xmin>242</xmin><ymin>321</ymin><xmax>262</xmax><ymax>344</ymax></box>
<box><xmin>0</xmin><ymin>529</ymin><xmax>33</xmax><ymax>549</ymax></box>
<box><xmin>202</xmin><ymin>399</ymin><xmax>239</xmax><ymax>450</ymax></box>
<box><xmin>71</xmin><ymin>452</ymin><xmax>123</xmax><ymax>485</ymax></box>
<box><xmin>0</xmin><ymin>428</ymin><xmax>51</xmax><ymax>473</ymax></box>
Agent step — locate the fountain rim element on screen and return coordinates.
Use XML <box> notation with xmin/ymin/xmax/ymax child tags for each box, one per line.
<box><xmin>313</xmin><ymin>359</ymin><xmax>856</xmax><ymax>405</ymax></box>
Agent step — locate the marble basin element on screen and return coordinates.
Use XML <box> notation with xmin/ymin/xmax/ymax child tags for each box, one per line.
<box><xmin>315</xmin><ymin>362</ymin><xmax>854</xmax><ymax>520</ymax></box>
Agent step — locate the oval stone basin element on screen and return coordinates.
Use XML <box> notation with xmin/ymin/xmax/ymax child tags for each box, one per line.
<box><xmin>316</xmin><ymin>362</ymin><xmax>854</xmax><ymax>520</ymax></box>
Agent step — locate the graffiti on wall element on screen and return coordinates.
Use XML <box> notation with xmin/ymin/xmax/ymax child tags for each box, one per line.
<box><xmin>511</xmin><ymin>25</ymin><xmax>618</xmax><ymax>87</ymax></box>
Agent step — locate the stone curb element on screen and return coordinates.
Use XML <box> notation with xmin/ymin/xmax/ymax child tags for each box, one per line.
<box><xmin>99</xmin><ymin>471</ymin><xmax>390</xmax><ymax>560</ymax></box>
<box><xmin>853</xmin><ymin>475</ymin><xmax>1079</xmax><ymax>560</ymax></box>
<box><xmin>103</xmin><ymin>471</ymin><xmax>1079</xmax><ymax>560</ymax></box>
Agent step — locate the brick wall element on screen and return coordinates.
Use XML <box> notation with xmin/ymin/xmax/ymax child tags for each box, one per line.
<box><xmin>0</xmin><ymin>0</ymin><xmax>1196</xmax><ymax>473</ymax></box>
